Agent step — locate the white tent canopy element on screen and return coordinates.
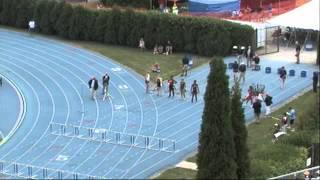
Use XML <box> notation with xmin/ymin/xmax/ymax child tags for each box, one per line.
<box><xmin>267</xmin><ymin>0</ymin><xmax>319</xmax><ymax>31</ymax></box>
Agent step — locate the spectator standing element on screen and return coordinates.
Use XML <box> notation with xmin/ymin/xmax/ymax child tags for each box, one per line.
<box><xmin>264</xmin><ymin>93</ymin><xmax>273</xmax><ymax>116</ymax></box>
<box><xmin>145</xmin><ymin>72</ymin><xmax>150</xmax><ymax>94</ymax></box>
<box><xmin>279</xmin><ymin>66</ymin><xmax>287</xmax><ymax>89</ymax></box>
<box><xmin>246</xmin><ymin>46</ymin><xmax>253</xmax><ymax>67</ymax></box>
<box><xmin>165</xmin><ymin>40</ymin><xmax>173</xmax><ymax>55</ymax></box>
<box><xmin>190</xmin><ymin>80</ymin><xmax>200</xmax><ymax>103</ymax></box>
<box><xmin>156</xmin><ymin>76</ymin><xmax>162</xmax><ymax>96</ymax></box>
<box><xmin>168</xmin><ymin>76</ymin><xmax>176</xmax><ymax>98</ymax></box>
<box><xmin>232</xmin><ymin>61</ymin><xmax>239</xmax><ymax>82</ymax></box>
<box><xmin>287</xmin><ymin>107</ymin><xmax>296</xmax><ymax>128</ymax></box>
<box><xmin>139</xmin><ymin>38</ymin><xmax>145</xmax><ymax>51</ymax></box>
<box><xmin>253</xmin><ymin>54</ymin><xmax>260</xmax><ymax>70</ymax></box>
<box><xmin>180</xmin><ymin>79</ymin><xmax>186</xmax><ymax>99</ymax></box>
<box><xmin>238</xmin><ymin>62</ymin><xmax>246</xmax><ymax>84</ymax></box>
<box><xmin>252</xmin><ymin>99</ymin><xmax>262</xmax><ymax>123</ymax></box>
<box><xmin>88</xmin><ymin>76</ymin><xmax>99</xmax><ymax>100</ymax></box>
<box><xmin>182</xmin><ymin>55</ymin><xmax>189</xmax><ymax>76</ymax></box>
<box><xmin>102</xmin><ymin>73</ymin><xmax>110</xmax><ymax>95</ymax></box>
<box><xmin>295</xmin><ymin>41</ymin><xmax>301</xmax><ymax>64</ymax></box>
<box><xmin>313</xmin><ymin>72</ymin><xmax>319</xmax><ymax>92</ymax></box>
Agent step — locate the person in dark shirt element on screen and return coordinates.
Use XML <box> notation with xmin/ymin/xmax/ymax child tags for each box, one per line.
<box><xmin>190</xmin><ymin>80</ymin><xmax>200</xmax><ymax>103</ymax></box>
<box><xmin>295</xmin><ymin>41</ymin><xmax>301</xmax><ymax>64</ymax></box>
<box><xmin>264</xmin><ymin>93</ymin><xmax>273</xmax><ymax>116</ymax></box>
<box><xmin>313</xmin><ymin>72</ymin><xmax>319</xmax><ymax>92</ymax></box>
<box><xmin>279</xmin><ymin>66</ymin><xmax>287</xmax><ymax>89</ymax></box>
<box><xmin>168</xmin><ymin>76</ymin><xmax>177</xmax><ymax>98</ymax></box>
<box><xmin>238</xmin><ymin>62</ymin><xmax>246</xmax><ymax>84</ymax></box>
<box><xmin>232</xmin><ymin>61</ymin><xmax>239</xmax><ymax>82</ymax></box>
<box><xmin>252</xmin><ymin>99</ymin><xmax>262</xmax><ymax>123</ymax></box>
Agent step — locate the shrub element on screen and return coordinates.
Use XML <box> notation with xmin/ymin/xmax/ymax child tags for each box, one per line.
<box><xmin>99</xmin><ymin>0</ymin><xmax>150</xmax><ymax>9</ymax></box>
<box><xmin>0</xmin><ymin>0</ymin><xmax>254</xmax><ymax>57</ymax></box>
<box><xmin>279</xmin><ymin>131</ymin><xmax>313</xmax><ymax>148</ymax></box>
<box><xmin>55</xmin><ymin>3</ymin><xmax>73</xmax><ymax>38</ymax></box>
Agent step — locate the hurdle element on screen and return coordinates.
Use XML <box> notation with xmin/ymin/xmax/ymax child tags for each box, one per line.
<box><xmin>0</xmin><ymin>160</ymin><xmax>106</xmax><ymax>179</ymax></box>
<box><xmin>49</xmin><ymin>122</ymin><xmax>176</xmax><ymax>153</ymax></box>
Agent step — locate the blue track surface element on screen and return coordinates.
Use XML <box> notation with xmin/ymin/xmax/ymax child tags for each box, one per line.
<box><xmin>0</xmin><ymin>29</ymin><xmax>318</xmax><ymax>179</ymax></box>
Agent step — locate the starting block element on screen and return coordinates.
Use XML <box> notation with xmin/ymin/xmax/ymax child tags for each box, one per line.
<box><xmin>49</xmin><ymin>123</ymin><xmax>176</xmax><ymax>153</ymax></box>
<box><xmin>301</xmin><ymin>71</ymin><xmax>307</xmax><ymax>77</ymax></box>
<box><xmin>289</xmin><ymin>70</ymin><xmax>295</xmax><ymax>76</ymax></box>
<box><xmin>265</xmin><ymin>67</ymin><xmax>271</xmax><ymax>74</ymax></box>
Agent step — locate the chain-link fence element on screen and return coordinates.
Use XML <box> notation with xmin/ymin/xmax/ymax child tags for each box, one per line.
<box><xmin>254</xmin><ymin>25</ymin><xmax>280</xmax><ymax>55</ymax></box>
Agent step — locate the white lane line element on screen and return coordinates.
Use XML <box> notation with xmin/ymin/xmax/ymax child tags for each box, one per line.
<box><xmin>0</xmin><ymin>71</ymin><xmax>26</xmax><ymax>146</ymax></box>
<box><xmin>0</xmin><ymin>52</ymin><xmax>61</xmax><ymax>161</ymax></box>
<box><xmin>0</xmin><ymin>46</ymin><xmax>81</xmax><ymax>165</ymax></box>
<box><xmin>0</xmin><ymin>63</ymin><xmax>43</xmax><ymax>160</ymax></box>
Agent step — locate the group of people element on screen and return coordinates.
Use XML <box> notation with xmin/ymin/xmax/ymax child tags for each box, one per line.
<box><xmin>138</xmin><ymin>38</ymin><xmax>173</xmax><ymax>56</ymax></box>
<box><xmin>243</xmin><ymin>88</ymin><xmax>273</xmax><ymax>123</ymax></box>
<box><xmin>272</xmin><ymin>107</ymin><xmax>297</xmax><ymax>142</ymax></box>
<box><xmin>88</xmin><ymin>73</ymin><xmax>110</xmax><ymax>101</ymax></box>
<box><xmin>153</xmin><ymin>41</ymin><xmax>173</xmax><ymax>55</ymax></box>
<box><xmin>145</xmin><ymin>72</ymin><xmax>200</xmax><ymax>103</ymax></box>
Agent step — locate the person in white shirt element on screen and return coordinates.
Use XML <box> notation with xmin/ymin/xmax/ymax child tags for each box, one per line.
<box><xmin>145</xmin><ymin>72</ymin><xmax>150</xmax><ymax>94</ymax></box>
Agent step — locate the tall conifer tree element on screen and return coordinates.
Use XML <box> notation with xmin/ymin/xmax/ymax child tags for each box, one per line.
<box><xmin>197</xmin><ymin>58</ymin><xmax>237</xmax><ymax>179</ymax></box>
<box><xmin>230</xmin><ymin>82</ymin><xmax>250</xmax><ymax>179</ymax></box>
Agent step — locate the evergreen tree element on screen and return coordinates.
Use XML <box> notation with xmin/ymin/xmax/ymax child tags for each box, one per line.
<box><xmin>15</xmin><ymin>0</ymin><xmax>35</xmax><ymax>28</ymax></box>
<box><xmin>50</xmin><ymin>1</ymin><xmax>65</xmax><ymax>34</ymax></box>
<box><xmin>197</xmin><ymin>58</ymin><xmax>237</xmax><ymax>179</ymax></box>
<box><xmin>68</xmin><ymin>6</ymin><xmax>88</xmax><ymax>40</ymax></box>
<box><xmin>93</xmin><ymin>11</ymin><xmax>110</xmax><ymax>42</ymax></box>
<box><xmin>230</xmin><ymin>82</ymin><xmax>250</xmax><ymax>179</ymax></box>
<box><xmin>55</xmin><ymin>3</ymin><xmax>73</xmax><ymax>38</ymax></box>
<box><xmin>104</xmin><ymin>7</ymin><xmax>121</xmax><ymax>44</ymax></box>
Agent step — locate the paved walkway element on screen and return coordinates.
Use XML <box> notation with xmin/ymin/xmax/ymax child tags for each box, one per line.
<box><xmin>0</xmin><ymin>28</ymin><xmax>318</xmax><ymax>179</ymax></box>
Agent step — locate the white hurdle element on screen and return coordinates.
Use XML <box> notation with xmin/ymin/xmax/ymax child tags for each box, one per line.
<box><xmin>49</xmin><ymin>122</ymin><xmax>176</xmax><ymax>153</ymax></box>
<box><xmin>0</xmin><ymin>160</ymin><xmax>106</xmax><ymax>179</ymax></box>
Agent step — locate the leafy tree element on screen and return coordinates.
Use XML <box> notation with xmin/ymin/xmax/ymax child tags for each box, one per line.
<box><xmin>230</xmin><ymin>82</ymin><xmax>250</xmax><ymax>179</ymax></box>
<box><xmin>197</xmin><ymin>58</ymin><xmax>237</xmax><ymax>179</ymax></box>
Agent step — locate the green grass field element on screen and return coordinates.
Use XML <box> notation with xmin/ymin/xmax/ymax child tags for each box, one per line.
<box><xmin>69</xmin><ymin>41</ymin><xmax>210</xmax><ymax>81</ymax></box>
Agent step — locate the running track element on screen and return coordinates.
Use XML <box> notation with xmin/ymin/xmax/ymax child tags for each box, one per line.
<box><xmin>0</xmin><ymin>29</ymin><xmax>318</xmax><ymax>179</ymax></box>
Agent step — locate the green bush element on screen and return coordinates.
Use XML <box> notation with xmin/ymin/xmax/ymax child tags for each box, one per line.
<box><xmin>279</xmin><ymin>131</ymin><xmax>313</xmax><ymax>148</ymax></box>
<box><xmin>250</xmin><ymin>144</ymin><xmax>307</xmax><ymax>179</ymax></box>
<box><xmin>99</xmin><ymin>0</ymin><xmax>150</xmax><ymax>9</ymax></box>
<box><xmin>0</xmin><ymin>0</ymin><xmax>254</xmax><ymax>57</ymax></box>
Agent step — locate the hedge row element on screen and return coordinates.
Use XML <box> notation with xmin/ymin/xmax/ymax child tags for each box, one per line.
<box><xmin>99</xmin><ymin>0</ymin><xmax>150</xmax><ymax>8</ymax></box>
<box><xmin>0</xmin><ymin>0</ymin><xmax>254</xmax><ymax>57</ymax></box>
